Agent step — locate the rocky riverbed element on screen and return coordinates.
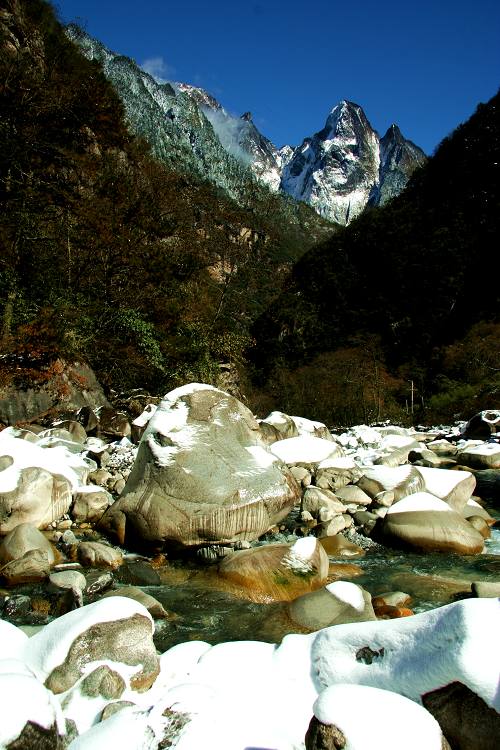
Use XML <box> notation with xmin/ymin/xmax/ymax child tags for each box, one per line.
<box><xmin>0</xmin><ymin>384</ymin><xmax>499</xmax><ymax>748</ymax></box>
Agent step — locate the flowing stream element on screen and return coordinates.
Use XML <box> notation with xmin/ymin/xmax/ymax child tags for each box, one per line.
<box><xmin>112</xmin><ymin>501</ymin><xmax>500</xmax><ymax>653</ymax></box>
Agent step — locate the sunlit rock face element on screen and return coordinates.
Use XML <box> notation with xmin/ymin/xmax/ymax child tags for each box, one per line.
<box><xmin>99</xmin><ymin>384</ymin><xmax>300</xmax><ymax>549</ymax></box>
<box><xmin>281</xmin><ymin>101</ymin><xmax>381</xmax><ymax>225</ymax></box>
<box><xmin>281</xmin><ymin>101</ymin><xmax>425</xmax><ymax>225</ymax></box>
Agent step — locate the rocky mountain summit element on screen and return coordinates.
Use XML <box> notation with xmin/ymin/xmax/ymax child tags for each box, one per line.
<box><xmin>282</xmin><ymin>101</ymin><xmax>427</xmax><ymax>224</ymax></box>
<box><xmin>68</xmin><ymin>27</ymin><xmax>425</xmax><ymax>225</ymax></box>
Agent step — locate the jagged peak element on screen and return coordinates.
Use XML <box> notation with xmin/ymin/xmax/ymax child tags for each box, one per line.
<box><xmin>240</xmin><ymin>112</ymin><xmax>253</xmax><ymax>122</ymax></box>
<box><xmin>382</xmin><ymin>123</ymin><xmax>404</xmax><ymax>143</ymax></box>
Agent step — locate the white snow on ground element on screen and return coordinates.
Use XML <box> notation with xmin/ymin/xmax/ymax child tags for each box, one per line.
<box><xmin>314</xmin><ymin>684</ymin><xmax>444</xmax><ymax>749</ymax></box>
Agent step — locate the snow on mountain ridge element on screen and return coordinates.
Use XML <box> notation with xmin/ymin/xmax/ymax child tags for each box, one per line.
<box><xmin>67</xmin><ymin>26</ymin><xmax>426</xmax><ymax>226</ymax></box>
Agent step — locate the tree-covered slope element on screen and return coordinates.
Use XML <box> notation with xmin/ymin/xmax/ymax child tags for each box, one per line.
<box><xmin>249</xmin><ymin>91</ymin><xmax>500</xmax><ymax>424</ymax></box>
<box><xmin>0</xmin><ymin>0</ymin><xmax>332</xmax><ymax>398</ymax></box>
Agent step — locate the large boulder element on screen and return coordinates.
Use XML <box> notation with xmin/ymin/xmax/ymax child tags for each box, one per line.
<box><xmin>380</xmin><ymin>493</ymin><xmax>485</xmax><ymax>554</ymax></box>
<box><xmin>307</xmin><ymin>684</ymin><xmax>449</xmax><ymax>750</ymax></box>
<box><xmin>463</xmin><ymin>410</ymin><xmax>500</xmax><ymax>439</ymax></box>
<box><xmin>0</xmin><ymin>360</ymin><xmax>109</xmax><ymax>425</ymax></box>
<box><xmin>23</xmin><ymin>597</ymin><xmax>159</xmax><ymax>694</ymax></box>
<box><xmin>414</xmin><ymin>466</ymin><xmax>476</xmax><ymax>511</ymax></box>
<box><xmin>0</xmin><ymin>432</ymin><xmax>90</xmax><ymax>533</ymax></box>
<box><xmin>99</xmin><ymin>384</ymin><xmax>300</xmax><ymax>548</ymax></box>
<box><xmin>423</xmin><ymin>681</ymin><xmax>500</xmax><ymax>750</ymax></box>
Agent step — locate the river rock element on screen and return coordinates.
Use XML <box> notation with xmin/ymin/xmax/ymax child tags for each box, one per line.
<box><xmin>471</xmin><ymin>581</ymin><xmax>500</xmax><ymax>598</ymax></box>
<box><xmin>356</xmin><ymin>464</ymin><xmax>425</xmax><ymax>503</ymax></box>
<box><xmin>462</xmin><ymin>498</ymin><xmax>496</xmax><ymax>524</ymax></box>
<box><xmin>375</xmin><ymin>434</ymin><xmax>420</xmax><ymax>467</ymax></box>
<box><xmin>335</xmin><ymin>484</ymin><xmax>372</xmax><ymax>506</ymax></box>
<box><xmin>0</xmin><ymin>549</ymin><xmax>51</xmax><ymax>585</ymax></box>
<box><xmin>74</xmin><ymin>541</ymin><xmax>123</xmax><ymax>569</ymax></box>
<box><xmin>71</xmin><ymin>485</ymin><xmax>113</xmax><ymax>523</ymax></box>
<box><xmin>415</xmin><ymin>466</ymin><xmax>476</xmax><ymax>511</ymax></box>
<box><xmin>319</xmin><ymin>533</ymin><xmax>365</xmax><ymax>558</ymax></box>
<box><xmin>422</xmin><ymin>681</ymin><xmax>500</xmax><ymax>750</ymax></box>
<box><xmin>97</xmin><ymin>407</ymin><xmax>131</xmax><ymax>439</ymax></box>
<box><xmin>99</xmin><ymin>384</ymin><xmax>300</xmax><ymax>548</ymax></box>
<box><xmin>102</xmin><ymin>585</ymin><xmax>173</xmax><ymax>618</ymax></box>
<box><xmin>0</xmin><ymin>523</ymin><xmax>58</xmax><ymax>566</ymax></box>
<box><xmin>464</xmin><ymin>410</ymin><xmax>500</xmax><ymax>439</ymax></box>
<box><xmin>315</xmin><ymin>457</ymin><xmax>362</xmax><ymax>491</ymax></box>
<box><xmin>302</xmin><ymin>487</ymin><xmax>346</xmax><ymax>517</ymax></box>
<box><xmin>467</xmin><ymin>515</ymin><xmax>491</xmax><ymax>538</ymax></box>
<box><xmin>381</xmin><ymin>493</ymin><xmax>485</xmax><ymax>554</ymax></box>
<box><xmin>458</xmin><ymin>443</ymin><xmax>500</xmax><ymax>469</ymax></box>
<box><xmin>218</xmin><ymin>537</ymin><xmax>329</xmax><ymax>602</ymax></box>
<box><xmin>0</xmin><ymin>433</ymin><xmax>91</xmax><ymax>533</ymax></box>
<box><xmin>308</xmin><ymin>684</ymin><xmax>449</xmax><ymax>750</ymax></box>
<box><xmin>23</xmin><ymin>597</ymin><xmax>160</xmax><ymax>693</ymax></box>
<box><xmin>288</xmin><ymin>581</ymin><xmax>376</xmax><ymax>630</ymax></box>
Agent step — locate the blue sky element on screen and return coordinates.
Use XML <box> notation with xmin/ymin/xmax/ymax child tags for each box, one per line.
<box><xmin>56</xmin><ymin>0</ymin><xmax>500</xmax><ymax>155</ymax></box>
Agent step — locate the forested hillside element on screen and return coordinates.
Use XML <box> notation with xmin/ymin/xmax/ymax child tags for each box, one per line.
<box><xmin>250</xmin><ymin>91</ymin><xmax>500</xmax><ymax>424</ymax></box>
<box><xmin>0</xmin><ymin>0</ymin><xmax>332</xmax><ymax>396</ymax></box>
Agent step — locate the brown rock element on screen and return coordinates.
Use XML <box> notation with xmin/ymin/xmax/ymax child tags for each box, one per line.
<box><xmin>319</xmin><ymin>534</ymin><xmax>365</xmax><ymax>558</ymax></box>
<box><xmin>422</xmin><ymin>681</ymin><xmax>500</xmax><ymax>750</ymax></box>
<box><xmin>218</xmin><ymin>537</ymin><xmax>329</xmax><ymax>602</ymax></box>
<box><xmin>305</xmin><ymin>716</ymin><xmax>346</xmax><ymax>749</ymax></box>
<box><xmin>44</xmin><ymin>613</ymin><xmax>159</xmax><ymax>694</ymax></box>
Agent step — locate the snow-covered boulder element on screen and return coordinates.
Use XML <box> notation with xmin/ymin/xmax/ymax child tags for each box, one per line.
<box><xmin>259</xmin><ymin>410</ymin><xmax>298</xmax><ymax>443</ymax></box>
<box><xmin>306</xmin><ymin>684</ymin><xmax>448</xmax><ymax>750</ymax></box>
<box><xmin>99</xmin><ymin>384</ymin><xmax>300</xmax><ymax>548</ymax></box>
<box><xmin>464</xmin><ymin>410</ymin><xmax>500</xmax><ymax>439</ymax></box>
<box><xmin>291</xmin><ymin>415</ymin><xmax>334</xmax><ymax>441</ymax></box>
<box><xmin>458</xmin><ymin>442</ymin><xmax>500</xmax><ymax>469</ymax></box>
<box><xmin>270</xmin><ymin>435</ymin><xmax>343</xmax><ymax>466</ymax></box>
<box><xmin>356</xmin><ymin>464</ymin><xmax>425</xmax><ymax>503</ymax></box>
<box><xmin>23</xmin><ymin>597</ymin><xmax>159</xmax><ymax>695</ymax></box>
<box><xmin>312</xmin><ymin>598</ymin><xmax>500</xmax><ymax>710</ymax></box>
<box><xmin>0</xmin><ymin>666</ymin><xmax>66</xmax><ymax>749</ymax></box>
<box><xmin>0</xmin><ymin>432</ymin><xmax>91</xmax><ymax>534</ymax></box>
<box><xmin>415</xmin><ymin>466</ymin><xmax>476</xmax><ymax>511</ymax></box>
<box><xmin>288</xmin><ymin>581</ymin><xmax>376</xmax><ymax>631</ymax></box>
<box><xmin>380</xmin><ymin>493</ymin><xmax>485</xmax><ymax>554</ymax></box>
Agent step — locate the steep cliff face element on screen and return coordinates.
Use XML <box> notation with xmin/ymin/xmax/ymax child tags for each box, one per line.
<box><xmin>281</xmin><ymin>101</ymin><xmax>381</xmax><ymax>225</ymax></box>
<box><xmin>370</xmin><ymin>124</ymin><xmax>427</xmax><ymax>206</ymax></box>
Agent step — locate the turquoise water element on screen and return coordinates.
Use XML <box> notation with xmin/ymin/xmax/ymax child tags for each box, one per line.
<box><xmin>115</xmin><ymin>502</ymin><xmax>500</xmax><ymax>652</ymax></box>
